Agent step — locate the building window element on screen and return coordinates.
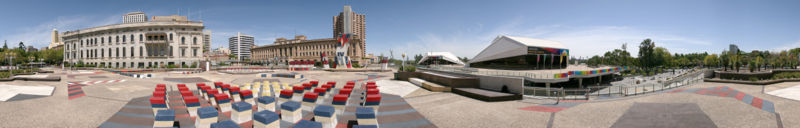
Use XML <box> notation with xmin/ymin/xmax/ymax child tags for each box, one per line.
<box><xmin>169</xmin><ymin>34</ymin><xmax>173</xmax><ymax>41</ymax></box>
<box><xmin>122</xmin><ymin>35</ymin><xmax>126</xmax><ymax>43</ymax></box>
<box><xmin>139</xmin><ymin>34</ymin><xmax>143</xmax><ymax>41</ymax></box>
<box><xmin>116</xmin><ymin>36</ymin><xmax>119</xmax><ymax>43</ymax></box>
<box><xmin>101</xmin><ymin>37</ymin><xmax>104</xmax><ymax>44</ymax></box>
<box><xmin>130</xmin><ymin>34</ymin><xmax>134</xmax><ymax>42</ymax></box>
<box><xmin>181</xmin><ymin>37</ymin><xmax>185</xmax><ymax>44</ymax></box>
<box><xmin>121</xmin><ymin>48</ymin><xmax>125</xmax><ymax>57</ymax></box>
<box><xmin>139</xmin><ymin>46</ymin><xmax>143</xmax><ymax>57</ymax></box>
<box><xmin>193</xmin><ymin>37</ymin><xmax>197</xmax><ymax>45</ymax></box>
<box><xmin>130</xmin><ymin>47</ymin><xmax>134</xmax><ymax>57</ymax></box>
<box><xmin>181</xmin><ymin>48</ymin><xmax>185</xmax><ymax>57</ymax></box>
<box><xmin>193</xmin><ymin>49</ymin><xmax>197</xmax><ymax>57</ymax></box>
<box><xmin>109</xmin><ymin>48</ymin><xmax>112</xmax><ymax>57</ymax></box>
<box><xmin>108</xmin><ymin>36</ymin><xmax>111</xmax><ymax>44</ymax></box>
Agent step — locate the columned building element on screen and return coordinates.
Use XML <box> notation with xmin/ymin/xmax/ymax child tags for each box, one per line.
<box><xmin>229</xmin><ymin>32</ymin><xmax>254</xmax><ymax>61</ymax></box>
<box><xmin>251</xmin><ymin>5</ymin><xmax>367</xmax><ymax>65</ymax></box>
<box><xmin>251</xmin><ymin>35</ymin><xmax>363</xmax><ymax>64</ymax></box>
<box><xmin>62</xmin><ymin>12</ymin><xmax>205</xmax><ymax>68</ymax></box>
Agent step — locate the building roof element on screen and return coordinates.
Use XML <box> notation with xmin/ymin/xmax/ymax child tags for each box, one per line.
<box><xmin>417</xmin><ymin>52</ymin><xmax>465</xmax><ymax>65</ymax></box>
<box><xmin>469</xmin><ymin>35</ymin><xmax>567</xmax><ymax>64</ymax></box>
<box><xmin>504</xmin><ymin>35</ymin><xmax>567</xmax><ymax>49</ymax></box>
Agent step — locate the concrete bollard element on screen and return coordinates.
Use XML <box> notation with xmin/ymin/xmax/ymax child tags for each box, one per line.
<box><xmin>180</xmin><ymin>90</ymin><xmax>193</xmax><ymax>98</ymax></box>
<box><xmin>294</xmin><ymin>120</ymin><xmax>322</xmax><ymax>128</ymax></box>
<box><xmin>327</xmin><ymin>81</ymin><xmax>337</xmax><ymax>89</ymax></box>
<box><xmin>280</xmin><ymin>101</ymin><xmax>302</xmax><ymax>123</ymax></box>
<box><xmin>253</xmin><ymin>110</ymin><xmax>280</xmax><ymax>128</ymax></box>
<box><xmin>278</xmin><ymin>89</ymin><xmax>293</xmax><ymax>105</ymax></box>
<box><xmin>231</xmin><ymin>86</ymin><xmax>241</xmax><ymax>102</ymax></box>
<box><xmin>364</xmin><ymin>94</ymin><xmax>381</xmax><ymax>110</ymax></box>
<box><xmin>343</xmin><ymin>84</ymin><xmax>354</xmax><ymax>90</ymax></box>
<box><xmin>210</xmin><ymin>120</ymin><xmax>240</xmax><ymax>128</ymax></box>
<box><xmin>195</xmin><ymin>106</ymin><xmax>219</xmax><ymax>128</ymax></box>
<box><xmin>301</xmin><ymin>92</ymin><xmax>319</xmax><ymax>112</ymax></box>
<box><xmin>222</xmin><ymin>84</ymin><xmax>231</xmax><ymax>95</ymax></box>
<box><xmin>207</xmin><ymin>90</ymin><xmax>219</xmax><ymax>106</ymax></box>
<box><xmin>200</xmin><ymin>86</ymin><xmax>211</xmax><ymax>100</ymax></box>
<box><xmin>356</xmin><ymin>107</ymin><xmax>378</xmax><ymax>126</ymax></box>
<box><xmin>240</xmin><ymin>90</ymin><xmax>255</xmax><ymax>105</ymax></box>
<box><xmin>303</xmin><ymin>83</ymin><xmax>313</xmax><ymax>91</ymax></box>
<box><xmin>339</xmin><ymin>89</ymin><xmax>353</xmax><ymax>96</ymax></box>
<box><xmin>231</xmin><ymin>102</ymin><xmax>253</xmax><ymax>124</ymax></box>
<box><xmin>184</xmin><ymin>96</ymin><xmax>201</xmax><ymax>117</ymax></box>
<box><xmin>292</xmin><ymin>85</ymin><xmax>305</xmax><ymax>102</ymax></box>
<box><xmin>150</xmin><ymin>96</ymin><xmax>168</xmax><ymax>115</ymax></box>
<box><xmin>257</xmin><ymin>96</ymin><xmax>276</xmax><ymax>112</ymax></box>
<box><xmin>215</xmin><ymin>94</ymin><xmax>232</xmax><ymax>113</ymax></box>
<box><xmin>314</xmin><ymin>87</ymin><xmax>328</xmax><ymax>100</ymax></box>
<box><xmin>331</xmin><ymin>94</ymin><xmax>348</xmax><ymax>115</ymax></box>
<box><xmin>321</xmin><ymin>84</ymin><xmax>333</xmax><ymax>92</ymax></box>
<box><xmin>154</xmin><ymin>109</ymin><xmax>175</xmax><ymax>128</ymax></box>
<box><xmin>314</xmin><ymin>105</ymin><xmax>337</xmax><ymax>128</ymax></box>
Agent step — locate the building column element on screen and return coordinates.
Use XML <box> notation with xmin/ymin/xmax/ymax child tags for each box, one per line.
<box><xmin>579</xmin><ymin>78</ymin><xmax>583</xmax><ymax>88</ymax></box>
<box><xmin>546</xmin><ymin>83</ymin><xmax>551</xmax><ymax>97</ymax></box>
<box><xmin>597</xmin><ymin>75</ymin><xmax>602</xmax><ymax>86</ymax></box>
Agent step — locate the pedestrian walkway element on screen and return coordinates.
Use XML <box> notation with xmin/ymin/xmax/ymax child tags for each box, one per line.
<box><xmin>669</xmin><ymin>86</ymin><xmax>776</xmax><ymax>113</ymax></box>
<box><xmin>767</xmin><ymin>84</ymin><xmax>800</xmax><ymax>101</ymax></box>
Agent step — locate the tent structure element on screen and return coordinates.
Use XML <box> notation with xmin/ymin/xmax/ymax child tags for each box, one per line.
<box><xmin>468</xmin><ymin>35</ymin><xmax>569</xmax><ymax>69</ymax></box>
<box><xmin>417</xmin><ymin>52</ymin><xmax>466</xmax><ymax>65</ymax></box>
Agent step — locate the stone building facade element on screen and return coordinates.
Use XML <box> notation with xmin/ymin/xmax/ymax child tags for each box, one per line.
<box><xmin>62</xmin><ymin>12</ymin><xmax>205</xmax><ymax>68</ymax></box>
<box><xmin>251</xmin><ymin>35</ymin><xmax>363</xmax><ymax>65</ymax></box>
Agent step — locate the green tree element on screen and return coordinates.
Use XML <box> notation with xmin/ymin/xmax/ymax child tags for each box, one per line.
<box><xmin>638</xmin><ymin>39</ymin><xmax>656</xmax><ymax>72</ymax></box>
<box><xmin>704</xmin><ymin>54</ymin><xmax>719</xmax><ymax>68</ymax></box>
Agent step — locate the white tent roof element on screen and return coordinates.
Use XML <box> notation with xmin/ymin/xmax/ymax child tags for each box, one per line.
<box><xmin>417</xmin><ymin>52</ymin><xmax>466</xmax><ymax>65</ymax></box>
<box><xmin>469</xmin><ymin>35</ymin><xmax>567</xmax><ymax>64</ymax></box>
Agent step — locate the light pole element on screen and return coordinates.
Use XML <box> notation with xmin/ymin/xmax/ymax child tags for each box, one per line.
<box><xmin>28</xmin><ymin>56</ymin><xmax>34</xmax><ymax>73</ymax></box>
<box><xmin>7</xmin><ymin>52</ymin><xmax>15</xmax><ymax>76</ymax></box>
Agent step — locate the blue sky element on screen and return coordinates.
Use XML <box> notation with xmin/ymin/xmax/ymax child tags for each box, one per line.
<box><xmin>1</xmin><ymin>0</ymin><xmax>799</xmax><ymax>59</ymax></box>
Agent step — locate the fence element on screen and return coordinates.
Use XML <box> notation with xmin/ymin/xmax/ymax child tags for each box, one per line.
<box><xmin>523</xmin><ymin>87</ymin><xmax>590</xmax><ymax>100</ymax></box>
<box><xmin>522</xmin><ymin>69</ymin><xmax>706</xmax><ymax>100</ymax></box>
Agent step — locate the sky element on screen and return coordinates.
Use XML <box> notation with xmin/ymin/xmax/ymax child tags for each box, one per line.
<box><xmin>1</xmin><ymin>0</ymin><xmax>799</xmax><ymax>59</ymax></box>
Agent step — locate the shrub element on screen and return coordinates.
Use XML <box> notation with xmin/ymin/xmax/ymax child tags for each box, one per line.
<box><xmin>403</xmin><ymin>66</ymin><xmax>416</xmax><ymax>72</ymax></box>
<box><xmin>749</xmin><ymin>77</ymin><xmax>759</xmax><ymax>82</ymax></box>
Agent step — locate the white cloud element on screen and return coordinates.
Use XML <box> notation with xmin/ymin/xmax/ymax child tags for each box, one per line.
<box><xmin>0</xmin><ymin>14</ymin><xmax>119</xmax><ymax>49</ymax></box>
<box><xmin>774</xmin><ymin>40</ymin><xmax>800</xmax><ymax>51</ymax></box>
<box><xmin>392</xmin><ymin>22</ymin><xmax>716</xmax><ymax>59</ymax></box>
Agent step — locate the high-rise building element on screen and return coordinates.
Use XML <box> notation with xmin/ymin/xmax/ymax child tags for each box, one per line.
<box><xmin>203</xmin><ymin>30</ymin><xmax>211</xmax><ymax>52</ymax></box>
<box><xmin>63</xmin><ymin>12</ymin><xmax>206</xmax><ymax>68</ymax></box>
<box><xmin>333</xmin><ymin>5</ymin><xmax>366</xmax><ymax>59</ymax></box>
<box><xmin>122</xmin><ymin>12</ymin><xmax>148</xmax><ymax>23</ymax></box>
<box><xmin>48</xmin><ymin>29</ymin><xmax>64</xmax><ymax>49</ymax></box>
<box><xmin>229</xmin><ymin>32</ymin><xmax>254</xmax><ymax>61</ymax></box>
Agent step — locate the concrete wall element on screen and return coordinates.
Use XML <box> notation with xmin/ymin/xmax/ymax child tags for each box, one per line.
<box><xmin>477</xmin><ymin>75</ymin><xmax>524</xmax><ymax>94</ymax></box>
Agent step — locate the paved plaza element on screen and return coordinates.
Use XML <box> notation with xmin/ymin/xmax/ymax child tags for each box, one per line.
<box><xmin>1</xmin><ymin>68</ymin><xmax>800</xmax><ymax>127</ymax></box>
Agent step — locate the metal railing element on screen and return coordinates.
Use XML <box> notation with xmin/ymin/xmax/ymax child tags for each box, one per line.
<box><xmin>522</xmin><ymin>69</ymin><xmax>706</xmax><ymax>100</ymax></box>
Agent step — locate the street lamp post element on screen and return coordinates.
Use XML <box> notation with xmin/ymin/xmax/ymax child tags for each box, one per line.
<box><xmin>7</xmin><ymin>52</ymin><xmax>15</xmax><ymax>76</ymax></box>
